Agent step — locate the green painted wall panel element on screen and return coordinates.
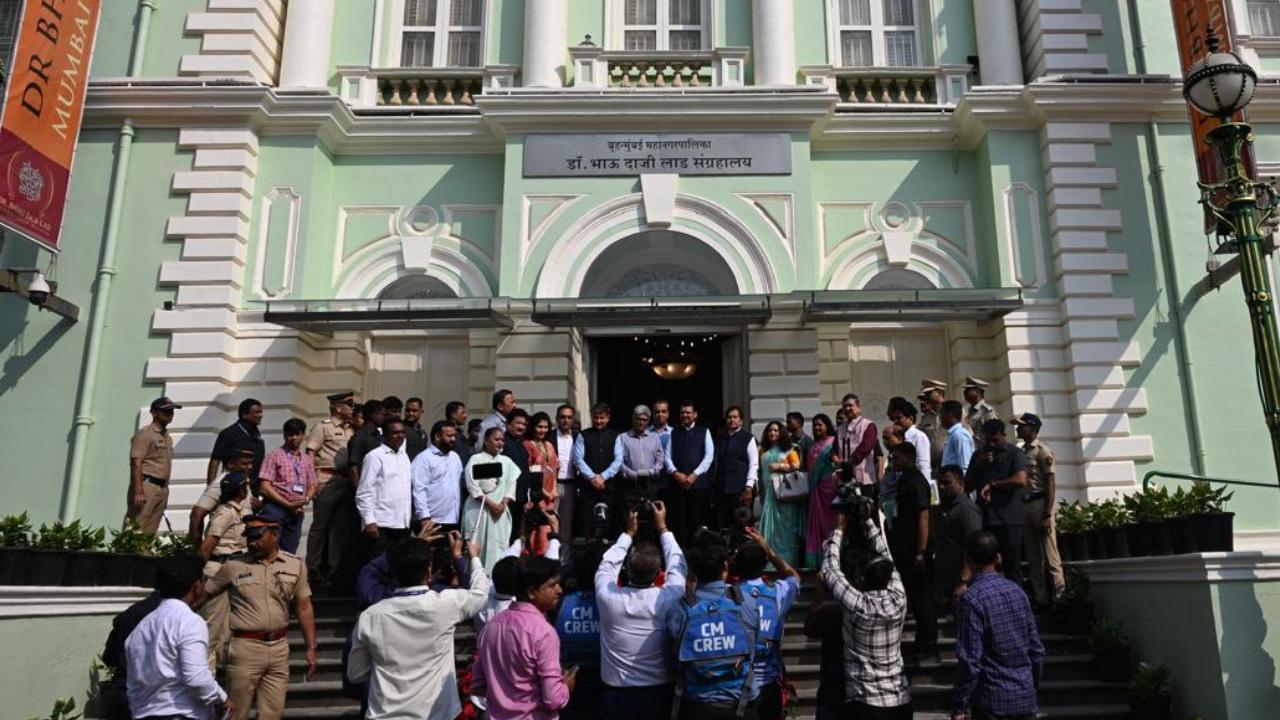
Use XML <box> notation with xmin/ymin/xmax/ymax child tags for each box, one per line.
<box><xmin>0</xmin><ymin>615</ymin><xmax>115</xmax><ymax>720</ymax></box>
<box><xmin>929</xmin><ymin>0</ymin><xmax>975</xmax><ymax>66</ymax></box>
<box><xmin>140</xmin><ymin>0</ymin><xmax>207</xmax><ymax>78</ymax></box>
<box><xmin>0</xmin><ymin>130</ymin><xmax>184</xmax><ymax>528</ymax></box>
<box><xmin>1213</xmin><ymin>581</ymin><xmax>1280</xmax><ymax>718</ymax></box>
<box><xmin>331</xmin><ymin>0</ymin><xmax>377</xmax><ymax>80</ymax></box>
<box><xmin>568</xmin><ymin>0</ymin><xmax>605</xmax><ymax>53</ymax></box>
<box><xmin>794</xmin><ymin>0</ymin><xmax>828</xmax><ymax>67</ymax></box>
<box><xmin>490</xmin><ymin>0</ymin><xmax>525</xmax><ymax>66</ymax></box>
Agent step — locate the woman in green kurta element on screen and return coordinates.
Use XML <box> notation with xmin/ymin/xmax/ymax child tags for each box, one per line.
<box><xmin>462</xmin><ymin>427</ymin><xmax>521</xmax><ymax>573</ymax></box>
<box><xmin>758</xmin><ymin>420</ymin><xmax>803</xmax><ymax>567</ymax></box>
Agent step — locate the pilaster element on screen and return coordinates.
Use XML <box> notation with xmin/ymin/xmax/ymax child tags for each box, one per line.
<box><xmin>181</xmin><ymin>0</ymin><xmax>287</xmax><ymax>84</ymax></box>
<box><xmin>279</xmin><ymin>0</ymin><xmax>336</xmax><ymax>88</ymax></box>
<box><xmin>973</xmin><ymin>0</ymin><xmax>1025</xmax><ymax>85</ymax></box>
<box><xmin>747</xmin><ymin>311</ymin><xmax>822</xmax><ymax>435</ymax></box>
<box><xmin>752</xmin><ymin>0</ymin><xmax>796</xmax><ymax>86</ymax></box>
<box><xmin>523</xmin><ymin>0</ymin><xmax>569</xmax><ymax>88</ymax></box>
<box><xmin>1016</xmin><ymin>0</ymin><xmax>1108</xmax><ymax>79</ymax></box>
<box><xmin>493</xmin><ymin>323</ymin><xmax>579</xmax><ymax>416</ymax></box>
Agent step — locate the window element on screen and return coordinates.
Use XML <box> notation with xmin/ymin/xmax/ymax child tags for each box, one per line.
<box><xmin>1251</xmin><ymin>0</ymin><xmax>1280</xmax><ymax>36</ymax></box>
<box><xmin>622</xmin><ymin>0</ymin><xmax>705</xmax><ymax>51</ymax></box>
<box><xmin>0</xmin><ymin>0</ymin><xmax>20</xmax><ymax>70</ymax></box>
<box><xmin>834</xmin><ymin>0</ymin><xmax>920</xmax><ymax>67</ymax></box>
<box><xmin>398</xmin><ymin>0</ymin><xmax>483</xmax><ymax>68</ymax></box>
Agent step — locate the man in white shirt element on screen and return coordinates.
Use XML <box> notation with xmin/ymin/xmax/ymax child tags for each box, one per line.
<box><xmin>475</xmin><ymin>389</ymin><xmax>516</xmax><ymax>451</ymax></box>
<box><xmin>888</xmin><ymin>396</ymin><xmax>935</xmax><ymax>496</ymax></box>
<box><xmin>412</xmin><ymin>421</ymin><xmax>465</xmax><ymax>533</ymax></box>
<box><xmin>595</xmin><ymin>501</ymin><xmax>686</xmax><ymax>720</ymax></box>
<box><xmin>358</xmin><ymin>419</ymin><xmax>414</xmax><ymax>557</ymax></box>
<box><xmin>348</xmin><ymin>534</ymin><xmax>490</xmax><ymax>720</ymax></box>
<box><xmin>126</xmin><ymin>556</ymin><xmax>230</xmax><ymax>720</ymax></box>
<box><xmin>553</xmin><ymin>404</ymin><xmax>578</xmax><ymax>544</ymax></box>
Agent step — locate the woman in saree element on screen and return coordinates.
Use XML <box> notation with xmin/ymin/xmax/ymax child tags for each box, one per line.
<box><xmin>803</xmin><ymin>413</ymin><xmax>838</xmax><ymax>569</ymax></box>
<box><xmin>462</xmin><ymin>427</ymin><xmax>521</xmax><ymax>572</ymax></box>
<box><xmin>521</xmin><ymin>411</ymin><xmax>559</xmax><ymax>555</ymax></box>
<box><xmin>757</xmin><ymin>420</ymin><xmax>803</xmax><ymax>567</ymax></box>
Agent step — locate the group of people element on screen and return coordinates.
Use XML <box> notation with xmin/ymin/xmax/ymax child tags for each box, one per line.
<box><xmin>114</xmin><ymin>374</ymin><xmax>1058</xmax><ymax>720</ymax></box>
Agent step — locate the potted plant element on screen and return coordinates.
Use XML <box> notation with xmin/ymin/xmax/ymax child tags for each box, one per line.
<box><xmin>1128</xmin><ymin>662</ymin><xmax>1173</xmax><ymax>720</ymax></box>
<box><xmin>1184</xmin><ymin>482</ymin><xmax>1235</xmax><ymax>552</ymax></box>
<box><xmin>28</xmin><ymin>520</ymin><xmax>85</xmax><ymax>585</ymax></box>
<box><xmin>1167</xmin><ymin>487</ymin><xmax>1199</xmax><ymax>554</ymax></box>
<box><xmin>61</xmin><ymin>523</ymin><xmax>106</xmax><ymax>586</ymax></box>
<box><xmin>1055</xmin><ymin>565</ymin><xmax>1094</xmax><ymax>635</ymax></box>
<box><xmin>1090</xmin><ymin>618</ymin><xmax>1132</xmax><ymax>682</ymax></box>
<box><xmin>1055</xmin><ymin>502</ymin><xmax>1088</xmax><ymax>562</ymax></box>
<box><xmin>1093</xmin><ymin>499</ymin><xmax>1131</xmax><ymax>559</ymax></box>
<box><xmin>1123</xmin><ymin>485</ymin><xmax>1173</xmax><ymax>557</ymax></box>
<box><xmin>0</xmin><ymin>512</ymin><xmax>34</xmax><ymax>584</ymax></box>
<box><xmin>1082</xmin><ymin>502</ymin><xmax>1107</xmax><ymax>560</ymax></box>
<box><xmin>105</xmin><ymin>523</ymin><xmax>155</xmax><ymax>586</ymax></box>
<box><xmin>26</xmin><ymin>697</ymin><xmax>81</xmax><ymax>720</ymax></box>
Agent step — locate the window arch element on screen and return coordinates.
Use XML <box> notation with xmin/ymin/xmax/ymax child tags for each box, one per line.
<box><xmin>379</xmin><ymin>274</ymin><xmax>460</xmax><ymax>299</ymax></box>
<box><xmin>862</xmin><ymin>268</ymin><xmax>934</xmax><ymax>290</ymax></box>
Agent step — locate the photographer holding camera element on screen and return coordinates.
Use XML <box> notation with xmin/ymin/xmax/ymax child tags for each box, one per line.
<box><xmin>595</xmin><ymin>501</ymin><xmax>686</xmax><ymax>720</ymax></box>
<box><xmin>820</xmin><ymin>495</ymin><xmax>912</xmax><ymax>719</ymax></box>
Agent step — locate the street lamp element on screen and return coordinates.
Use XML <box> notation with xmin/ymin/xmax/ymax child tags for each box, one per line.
<box><xmin>1184</xmin><ymin>30</ymin><xmax>1280</xmax><ymax>477</ymax></box>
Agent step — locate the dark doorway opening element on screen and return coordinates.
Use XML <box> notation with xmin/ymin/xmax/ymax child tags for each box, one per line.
<box><xmin>591</xmin><ymin>334</ymin><xmax>726</xmax><ymax>432</ymax></box>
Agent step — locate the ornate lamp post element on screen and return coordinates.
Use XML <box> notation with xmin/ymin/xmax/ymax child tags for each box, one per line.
<box><xmin>1184</xmin><ymin>31</ymin><xmax>1280</xmax><ymax>477</ymax></box>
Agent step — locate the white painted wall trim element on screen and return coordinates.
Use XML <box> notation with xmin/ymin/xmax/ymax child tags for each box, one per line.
<box><xmin>1076</xmin><ymin>551</ymin><xmax>1280</xmax><ymax>583</ymax></box>
<box><xmin>0</xmin><ymin>586</ymin><xmax>151</xmax><ymax>618</ymax></box>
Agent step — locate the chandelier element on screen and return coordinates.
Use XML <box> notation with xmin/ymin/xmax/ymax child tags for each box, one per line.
<box><xmin>638</xmin><ymin>335</ymin><xmax>717</xmax><ymax>381</ymax></box>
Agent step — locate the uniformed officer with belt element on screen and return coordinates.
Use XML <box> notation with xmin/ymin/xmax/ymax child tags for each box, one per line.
<box><xmin>304</xmin><ymin>391</ymin><xmax>356</xmax><ymax>583</ymax></box>
<box><xmin>197</xmin><ymin>471</ymin><xmax>251</xmax><ymax>670</ymax></box>
<box><xmin>1012</xmin><ymin>412</ymin><xmax>1064</xmax><ymax>608</ymax></box>
<box><xmin>126</xmin><ymin>397</ymin><xmax>181</xmax><ymax>533</ymax></box>
<box><xmin>204</xmin><ymin>515</ymin><xmax>318</xmax><ymax>720</ymax></box>
<box><xmin>961</xmin><ymin>376</ymin><xmax>1000</xmax><ymax>445</ymax></box>
<box><xmin>917</xmin><ymin>379</ymin><xmax>947</xmax><ymax>471</ymax></box>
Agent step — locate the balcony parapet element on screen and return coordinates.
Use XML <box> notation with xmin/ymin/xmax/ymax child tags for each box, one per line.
<box><xmin>337</xmin><ymin>65</ymin><xmax>519</xmax><ymax>110</ymax></box>
<box><xmin>569</xmin><ymin>42</ymin><xmax>749</xmax><ymax>89</ymax></box>
<box><xmin>801</xmin><ymin>64</ymin><xmax>973</xmax><ymax>108</ymax></box>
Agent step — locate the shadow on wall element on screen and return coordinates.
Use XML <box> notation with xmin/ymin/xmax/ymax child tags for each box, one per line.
<box><xmin>1217</xmin><ymin>573</ymin><xmax>1280</xmax><ymax>717</ymax></box>
<box><xmin>0</xmin><ymin>312</ymin><xmax>75</xmax><ymax>398</ymax></box>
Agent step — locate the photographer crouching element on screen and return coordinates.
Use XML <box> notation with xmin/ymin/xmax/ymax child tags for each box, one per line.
<box><xmin>820</xmin><ymin>493</ymin><xmax>912</xmax><ymax>719</ymax></box>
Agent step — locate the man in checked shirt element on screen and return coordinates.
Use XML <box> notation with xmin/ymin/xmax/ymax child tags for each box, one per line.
<box><xmin>951</xmin><ymin>531</ymin><xmax>1044</xmax><ymax>720</ymax></box>
<box><xmin>820</xmin><ymin>499</ymin><xmax>912</xmax><ymax>719</ymax></box>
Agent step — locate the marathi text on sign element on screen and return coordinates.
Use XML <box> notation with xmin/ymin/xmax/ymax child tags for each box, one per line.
<box><xmin>523</xmin><ymin>133</ymin><xmax>792</xmax><ymax>177</ymax></box>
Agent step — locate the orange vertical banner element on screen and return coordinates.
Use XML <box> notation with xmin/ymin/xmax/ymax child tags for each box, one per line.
<box><xmin>1169</xmin><ymin>0</ymin><xmax>1252</xmax><ymax>232</ymax></box>
<box><xmin>0</xmin><ymin>0</ymin><xmax>104</xmax><ymax>252</ymax></box>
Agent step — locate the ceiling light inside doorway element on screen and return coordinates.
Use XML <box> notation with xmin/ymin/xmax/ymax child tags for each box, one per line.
<box><xmin>650</xmin><ymin>361</ymin><xmax>698</xmax><ymax>380</ymax></box>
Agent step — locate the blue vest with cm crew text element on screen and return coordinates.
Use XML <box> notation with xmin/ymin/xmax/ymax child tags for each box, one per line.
<box><xmin>746</xmin><ymin>581</ymin><xmax>783</xmax><ymax>684</ymax></box>
<box><xmin>677</xmin><ymin>585</ymin><xmax>755</xmax><ymax>704</ymax></box>
<box><xmin>715</xmin><ymin>430</ymin><xmax>753</xmax><ymax>494</ymax></box>
<box><xmin>556</xmin><ymin>591</ymin><xmax>600</xmax><ymax>669</ymax></box>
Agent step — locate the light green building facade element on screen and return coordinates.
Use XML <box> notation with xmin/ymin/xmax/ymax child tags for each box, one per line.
<box><xmin>1</xmin><ymin>0</ymin><xmax>1279</xmax><ymax>540</ymax></box>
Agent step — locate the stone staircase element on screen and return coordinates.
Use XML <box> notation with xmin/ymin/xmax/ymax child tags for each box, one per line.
<box><xmin>280</xmin><ymin>577</ymin><xmax>1130</xmax><ymax>719</ymax></box>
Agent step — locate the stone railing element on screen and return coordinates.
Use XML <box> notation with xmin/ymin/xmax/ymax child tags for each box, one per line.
<box><xmin>800</xmin><ymin>64</ymin><xmax>973</xmax><ymax>107</ymax></box>
<box><xmin>570</xmin><ymin>42</ymin><xmax>748</xmax><ymax>89</ymax></box>
<box><xmin>336</xmin><ymin>65</ymin><xmax>519</xmax><ymax>109</ymax></box>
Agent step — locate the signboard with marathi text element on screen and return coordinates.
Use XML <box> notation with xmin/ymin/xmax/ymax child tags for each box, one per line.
<box><xmin>523</xmin><ymin>133</ymin><xmax>792</xmax><ymax>177</ymax></box>
<box><xmin>0</xmin><ymin>0</ymin><xmax>103</xmax><ymax>252</ymax></box>
<box><xmin>1169</xmin><ymin>0</ymin><xmax>1252</xmax><ymax>232</ymax></box>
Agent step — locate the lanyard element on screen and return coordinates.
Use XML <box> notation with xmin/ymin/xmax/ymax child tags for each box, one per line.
<box><xmin>392</xmin><ymin>588</ymin><xmax>432</xmax><ymax>598</ymax></box>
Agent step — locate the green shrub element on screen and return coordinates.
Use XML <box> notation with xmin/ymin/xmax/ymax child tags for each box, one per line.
<box><xmin>34</xmin><ymin>520</ymin><xmax>104</xmax><ymax>551</ymax></box>
<box><xmin>153</xmin><ymin>533</ymin><xmax>197</xmax><ymax>557</ymax></box>
<box><xmin>1091</xmin><ymin>499</ymin><xmax>1131</xmax><ymax>529</ymax></box>
<box><xmin>109</xmin><ymin>523</ymin><xmax>156</xmax><ymax>555</ymax></box>
<box><xmin>0</xmin><ymin>512</ymin><xmax>33</xmax><ymax>547</ymax></box>
<box><xmin>1123</xmin><ymin>485</ymin><xmax>1172</xmax><ymax>523</ymax></box>
<box><xmin>27</xmin><ymin>697</ymin><xmax>80</xmax><ymax>720</ymax></box>
<box><xmin>1063</xmin><ymin>565</ymin><xmax>1091</xmax><ymax>603</ymax></box>
<box><xmin>1127</xmin><ymin>662</ymin><xmax>1172</xmax><ymax>702</ymax></box>
<box><xmin>1090</xmin><ymin>618</ymin><xmax>1130</xmax><ymax>651</ymax></box>
<box><xmin>1056</xmin><ymin>502</ymin><xmax>1088</xmax><ymax>534</ymax></box>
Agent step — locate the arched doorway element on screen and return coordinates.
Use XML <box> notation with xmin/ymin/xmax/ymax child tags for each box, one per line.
<box><xmin>579</xmin><ymin>231</ymin><xmax>742</xmax><ymax>429</ymax></box>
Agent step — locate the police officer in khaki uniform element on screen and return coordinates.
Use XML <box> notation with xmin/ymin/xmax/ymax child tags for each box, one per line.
<box><xmin>126</xmin><ymin>397</ymin><xmax>181</xmax><ymax>533</ymax></box>
<box><xmin>917</xmin><ymin>379</ymin><xmax>947</xmax><ymax>471</ymax></box>
<box><xmin>189</xmin><ymin>449</ymin><xmax>256</xmax><ymax>543</ymax></box>
<box><xmin>305</xmin><ymin>392</ymin><xmax>356</xmax><ymax>582</ymax></box>
<box><xmin>962</xmin><ymin>376</ymin><xmax>1000</xmax><ymax>445</ymax></box>
<box><xmin>204</xmin><ymin>516</ymin><xmax>317</xmax><ymax>720</ymax></box>
<box><xmin>197</xmin><ymin>472</ymin><xmax>251</xmax><ymax>670</ymax></box>
<box><xmin>1012</xmin><ymin>412</ymin><xmax>1064</xmax><ymax>607</ymax></box>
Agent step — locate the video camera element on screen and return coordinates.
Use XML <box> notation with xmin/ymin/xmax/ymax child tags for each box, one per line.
<box><xmin>830</xmin><ymin>482</ymin><xmax>877</xmax><ymax>524</ymax></box>
<box><xmin>830</xmin><ymin>484</ymin><xmax>893</xmax><ymax>591</ymax></box>
<box><xmin>720</xmin><ymin>505</ymin><xmax>754</xmax><ymax>549</ymax></box>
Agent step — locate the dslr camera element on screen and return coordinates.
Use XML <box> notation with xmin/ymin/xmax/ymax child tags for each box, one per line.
<box><xmin>830</xmin><ymin>482</ymin><xmax>877</xmax><ymax>524</ymax></box>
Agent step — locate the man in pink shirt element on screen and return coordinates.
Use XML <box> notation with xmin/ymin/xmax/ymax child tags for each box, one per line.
<box><xmin>472</xmin><ymin>555</ymin><xmax>577</xmax><ymax>719</ymax></box>
<box><xmin>258</xmin><ymin>418</ymin><xmax>318</xmax><ymax>553</ymax></box>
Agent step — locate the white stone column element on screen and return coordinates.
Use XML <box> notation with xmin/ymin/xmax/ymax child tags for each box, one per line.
<box><xmin>752</xmin><ymin>0</ymin><xmax>796</xmax><ymax>86</ymax></box>
<box><xmin>279</xmin><ymin>0</ymin><xmax>336</xmax><ymax>88</ymax></box>
<box><xmin>523</xmin><ymin>0</ymin><xmax>569</xmax><ymax>88</ymax></box>
<box><xmin>972</xmin><ymin>0</ymin><xmax>1024</xmax><ymax>85</ymax></box>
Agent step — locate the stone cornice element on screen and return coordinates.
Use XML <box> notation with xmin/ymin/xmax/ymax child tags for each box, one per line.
<box><xmin>80</xmin><ymin>77</ymin><xmax>1280</xmax><ymax>154</ymax></box>
<box><xmin>0</xmin><ymin>585</ymin><xmax>151</xmax><ymax>618</ymax></box>
<box><xmin>1076</xmin><ymin>551</ymin><xmax>1280</xmax><ymax>583</ymax></box>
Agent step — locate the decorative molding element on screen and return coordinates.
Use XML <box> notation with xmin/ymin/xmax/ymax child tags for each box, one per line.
<box><xmin>736</xmin><ymin>192</ymin><xmax>797</xmax><ymax>262</ymax></box>
<box><xmin>521</xmin><ymin>194</ymin><xmax>585</xmax><ymax>264</ymax></box>
<box><xmin>253</xmin><ymin>186</ymin><xmax>302</xmax><ymax>300</ymax></box>
<box><xmin>914</xmin><ymin>200</ymin><xmax>977</xmax><ymax>269</ymax></box>
<box><xmin>1002</xmin><ymin>182</ymin><xmax>1046</xmax><ymax>288</ymax></box>
<box><xmin>0</xmin><ymin>586</ymin><xmax>153</xmax><ymax>618</ymax></box>
<box><xmin>1076</xmin><ymin>552</ymin><xmax>1280</xmax><ymax>583</ymax></box>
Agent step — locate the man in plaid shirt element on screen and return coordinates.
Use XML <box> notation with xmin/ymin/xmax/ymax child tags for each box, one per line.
<box><xmin>820</xmin><ymin>502</ymin><xmax>912</xmax><ymax>718</ymax></box>
<box><xmin>952</xmin><ymin>531</ymin><xmax>1043</xmax><ymax>720</ymax></box>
